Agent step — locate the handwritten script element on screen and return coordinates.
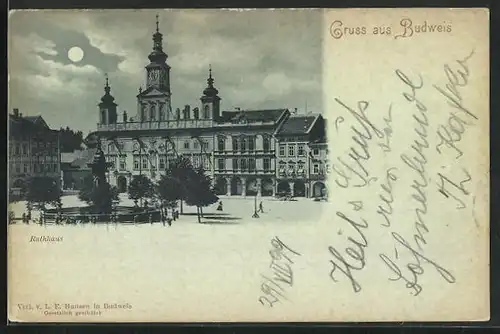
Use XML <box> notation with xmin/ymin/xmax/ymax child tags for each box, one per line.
<box><xmin>328</xmin><ymin>50</ymin><xmax>478</xmax><ymax>296</ymax></box>
<box><xmin>258</xmin><ymin>237</ymin><xmax>301</xmax><ymax>308</ymax></box>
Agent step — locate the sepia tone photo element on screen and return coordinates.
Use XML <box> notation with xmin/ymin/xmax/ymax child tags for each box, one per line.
<box><xmin>8</xmin><ymin>8</ymin><xmax>489</xmax><ymax>323</ymax></box>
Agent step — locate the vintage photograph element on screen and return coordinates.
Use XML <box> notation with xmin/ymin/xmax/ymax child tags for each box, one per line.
<box><xmin>8</xmin><ymin>8</ymin><xmax>489</xmax><ymax>323</ymax></box>
<box><xmin>8</xmin><ymin>10</ymin><xmax>327</xmax><ymax>227</ymax></box>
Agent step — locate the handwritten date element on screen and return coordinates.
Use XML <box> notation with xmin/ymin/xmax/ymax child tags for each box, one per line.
<box><xmin>258</xmin><ymin>237</ymin><xmax>301</xmax><ymax>308</ymax></box>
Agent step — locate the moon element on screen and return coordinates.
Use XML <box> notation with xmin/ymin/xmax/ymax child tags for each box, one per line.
<box><xmin>68</xmin><ymin>46</ymin><xmax>84</xmax><ymax>63</ymax></box>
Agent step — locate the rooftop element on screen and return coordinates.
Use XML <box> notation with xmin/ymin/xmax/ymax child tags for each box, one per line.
<box><xmin>219</xmin><ymin>109</ymin><xmax>287</xmax><ymax>123</ymax></box>
<box><xmin>275</xmin><ymin>114</ymin><xmax>319</xmax><ymax>136</ymax></box>
<box><xmin>9</xmin><ymin>112</ymin><xmax>55</xmax><ymax>137</ymax></box>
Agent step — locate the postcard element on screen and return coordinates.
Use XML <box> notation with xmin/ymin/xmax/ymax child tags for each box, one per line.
<box><xmin>7</xmin><ymin>8</ymin><xmax>489</xmax><ymax>322</ymax></box>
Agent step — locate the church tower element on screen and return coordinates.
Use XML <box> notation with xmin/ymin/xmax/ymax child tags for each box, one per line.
<box><xmin>98</xmin><ymin>74</ymin><xmax>118</xmax><ymax>125</ymax></box>
<box><xmin>137</xmin><ymin>14</ymin><xmax>172</xmax><ymax>122</ymax></box>
<box><xmin>200</xmin><ymin>65</ymin><xmax>221</xmax><ymax>121</ymax></box>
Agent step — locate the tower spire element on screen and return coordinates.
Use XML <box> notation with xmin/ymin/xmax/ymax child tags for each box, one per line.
<box><xmin>148</xmin><ymin>13</ymin><xmax>168</xmax><ymax>64</ymax></box>
<box><xmin>203</xmin><ymin>64</ymin><xmax>218</xmax><ymax>97</ymax></box>
<box><xmin>101</xmin><ymin>73</ymin><xmax>114</xmax><ymax>103</ymax></box>
<box><xmin>207</xmin><ymin>64</ymin><xmax>214</xmax><ymax>87</ymax></box>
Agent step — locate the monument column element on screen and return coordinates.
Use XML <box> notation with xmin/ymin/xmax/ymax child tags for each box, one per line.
<box><xmin>225</xmin><ymin>176</ymin><xmax>231</xmax><ymax>196</ymax></box>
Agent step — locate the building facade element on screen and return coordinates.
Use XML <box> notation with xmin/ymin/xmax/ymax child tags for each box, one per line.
<box><xmin>92</xmin><ymin>16</ymin><xmax>328</xmax><ymax>198</ymax></box>
<box><xmin>8</xmin><ymin>109</ymin><xmax>61</xmax><ymax>195</ymax></box>
<box><xmin>274</xmin><ymin>114</ymin><xmax>327</xmax><ymax>198</ymax></box>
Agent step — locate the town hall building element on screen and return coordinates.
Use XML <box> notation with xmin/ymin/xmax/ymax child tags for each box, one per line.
<box><xmin>92</xmin><ymin>15</ymin><xmax>329</xmax><ymax>198</ymax></box>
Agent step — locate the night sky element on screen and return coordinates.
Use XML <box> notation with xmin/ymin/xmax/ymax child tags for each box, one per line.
<box><xmin>9</xmin><ymin>9</ymin><xmax>323</xmax><ymax>134</ymax></box>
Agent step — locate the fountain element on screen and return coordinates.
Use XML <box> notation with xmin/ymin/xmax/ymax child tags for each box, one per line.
<box><xmin>44</xmin><ymin>138</ymin><xmax>162</xmax><ymax>224</ymax></box>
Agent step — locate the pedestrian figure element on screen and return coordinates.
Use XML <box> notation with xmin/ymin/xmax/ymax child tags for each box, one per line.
<box><xmin>149</xmin><ymin>214</ymin><xmax>153</xmax><ymax>224</ymax></box>
<box><xmin>259</xmin><ymin>201</ymin><xmax>264</xmax><ymax>213</ymax></box>
<box><xmin>167</xmin><ymin>218</ymin><xmax>172</xmax><ymax>226</ymax></box>
<box><xmin>217</xmin><ymin>201</ymin><xmax>223</xmax><ymax>211</ymax></box>
<box><xmin>22</xmin><ymin>213</ymin><xmax>26</xmax><ymax>224</ymax></box>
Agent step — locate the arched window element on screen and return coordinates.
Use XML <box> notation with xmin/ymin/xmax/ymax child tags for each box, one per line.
<box><xmin>193</xmin><ymin>108</ymin><xmax>199</xmax><ymax>119</ymax></box>
<box><xmin>141</xmin><ymin>105</ymin><xmax>147</xmax><ymax>122</ymax></box>
<box><xmin>159</xmin><ymin>104</ymin><xmax>165</xmax><ymax>121</ymax></box>
<box><xmin>150</xmin><ymin>104</ymin><xmax>156</xmax><ymax>121</ymax></box>
<box><xmin>218</xmin><ymin>137</ymin><xmax>225</xmax><ymax>151</ymax></box>
<box><xmin>248</xmin><ymin>136</ymin><xmax>255</xmax><ymax>151</ymax></box>
<box><xmin>204</xmin><ymin>105</ymin><xmax>210</xmax><ymax>118</ymax></box>
<box><xmin>100</xmin><ymin>109</ymin><xmax>106</xmax><ymax>124</ymax></box>
<box><xmin>240</xmin><ymin>137</ymin><xmax>247</xmax><ymax>152</ymax></box>
<box><xmin>240</xmin><ymin>158</ymin><xmax>247</xmax><ymax>171</ymax></box>
<box><xmin>232</xmin><ymin>137</ymin><xmax>239</xmax><ymax>151</ymax></box>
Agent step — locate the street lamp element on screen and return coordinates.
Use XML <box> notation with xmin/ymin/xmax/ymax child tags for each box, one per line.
<box><xmin>249</xmin><ymin>181</ymin><xmax>259</xmax><ymax>219</ymax></box>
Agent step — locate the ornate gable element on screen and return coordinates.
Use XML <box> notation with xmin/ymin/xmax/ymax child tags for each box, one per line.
<box><xmin>138</xmin><ymin>86</ymin><xmax>169</xmax><ymax>98</ymax></box>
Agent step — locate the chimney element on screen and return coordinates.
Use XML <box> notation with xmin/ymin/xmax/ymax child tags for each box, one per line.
<box><xmin>13</xmin><ymin>108</ymin><xmax>19</xmax><ymax>117</ymax></box>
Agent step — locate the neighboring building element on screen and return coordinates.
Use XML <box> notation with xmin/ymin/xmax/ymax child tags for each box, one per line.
<box><xmin>212</xmin><ymin>109</ymin><xmax>287</xmax><ymax>197</ymax></box>
<box><xmin>91</xmin><ymin>15</ymin><xmax>328</xmax><ymax>198</ymax></box>
<box><xmin>60</xmin><ymin>149</ymin><xmax>95</xmax><ymax>190</ymax></box>
<box><xmin>8</xmin><ymin>108</ymin><xmax>61</xmax><ymax>195</ymax></box>
<box><xmin>308</xmin><ymin>119</ymin><xmax>329</xmax><ymax>198</ymax></box>
<box><xmin>274</xmin><ymin>113</ymin><xmax>327</xmax><ymax>198</ymax></box>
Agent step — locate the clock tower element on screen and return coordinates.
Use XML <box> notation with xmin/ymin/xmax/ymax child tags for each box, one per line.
<box><xmin>146</xmin><ymin>14</ymin><xmax>170</xmax><ymax>92</ymax></box>
<box><xmin>137</xmin><ymin>14</ymin><xmax>172</xmax><ymax>122</ymax></box>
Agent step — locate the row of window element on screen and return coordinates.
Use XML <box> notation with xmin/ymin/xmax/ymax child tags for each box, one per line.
<box><xmin>217</xmin><ymin>136</ymin><xmax>272</xmax><ymax>152</ymax></box>
<box><xmin>10</xmin><ymin>163</ymin><xmax>58</xmax><ymax>174</ymax></box>
<box><xmin>184</xmin><ymin>140</ymin><xmax>209</xmax><ymax>150</ymax></box>
<box><xmin>108</xmin><ymin>140</ymin><xmax>209</xmax><ymax>153</ymax></box>
<box><xmin>278</xmin><ymin>162</ymin><xmax>331</xmax><ymax>175</ymax></box>
<box><xmin>138</xmin><ymin>105</ymin><xmax>211</xmax><ymax>122</ymax></box>
<box><xmin>277</xmin><ymin>145</ymin><xmax>324</xmax><ymax>158</ymax></box>
<box><xmin>106</xmin><ymin>139</ymin><xmax>326</xmax><ymax>157</ymax></box>
<box><xmin>278</xmin><ymin>144</ymin><xmax>308</xmax><ymax>157</ymax></box>
<box><xmin>106</xmin><ymin>155</ymin><xmax>210</xmax><ymax>171</ymax></box>
<box><xmin>10</xmin><ymin>142</ymin><xmax>58</xmax><ymax>156</ymax></box>
<box><xmin>216</xmin><ymin>158</ymin><xmax>272</xmax><ymax>171</ymax></box>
